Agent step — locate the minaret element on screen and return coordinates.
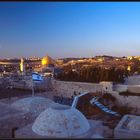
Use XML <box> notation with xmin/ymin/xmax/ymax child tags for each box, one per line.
<box><xmin>20</xmin><ymin>58</ymin><xmax>25</xmax><ymax>74</ymax></box>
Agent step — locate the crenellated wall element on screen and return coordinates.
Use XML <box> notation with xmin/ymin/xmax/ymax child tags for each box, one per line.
<box><xmin>52</xmin><ymin>80</ymin><xmax>102</xmax><ymax>97</ymax></box>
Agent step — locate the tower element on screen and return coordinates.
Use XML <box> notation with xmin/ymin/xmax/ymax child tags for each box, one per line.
<box><xmin>20</xmin><ymin>58</ymin><xmax>25</xmax><ymax>74</ymax></box>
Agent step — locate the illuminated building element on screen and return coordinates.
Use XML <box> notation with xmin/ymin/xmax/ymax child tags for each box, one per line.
<box><xmin>41</xmin><ymin>55</ymin><xmax>55</xmax><ymax>77</ymax></box>
<box><xmin>127</xmin><ymin>65</ymin><xmax>131</xmax><ymax>71</ymax></box>
<box><xmin>41</xmin><ymin>55</ymin><xmax>52</xmax><ymax>67</ymax></box>
<box><xmin>20</xmin><ymin>58</ymin><xmax>25</xmax><ymax>74</ymax></box>
<box><xmin>127</xmin><ymin>56</ymin><xmax>133</xmax><ymax>60</ymax></box>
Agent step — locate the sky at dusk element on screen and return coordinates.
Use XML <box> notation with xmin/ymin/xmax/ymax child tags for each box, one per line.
<box><xmin>0</xmin><ymin>2</ymin><xmax>140</xmax><ymax>59</ymax></box>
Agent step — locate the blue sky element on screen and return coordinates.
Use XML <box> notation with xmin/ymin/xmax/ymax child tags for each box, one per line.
<box><xmin>0</xmin><ymin>2</ymin><xmax>140</xmax><ymax>59</ymax></box>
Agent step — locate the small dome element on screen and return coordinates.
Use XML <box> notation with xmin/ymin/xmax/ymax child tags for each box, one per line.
<box><xmin>11</xmin><ymin>96</ymin><xmax>54</xmax><ymax>116</ymax></box>
<box><xmin>32</xmin><ymin>104</ymin><xmax>90</xmax><ymax>138</ymax></box>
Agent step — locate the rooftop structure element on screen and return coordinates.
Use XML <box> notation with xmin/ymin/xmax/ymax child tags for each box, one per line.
<box><xmin>15</xmin><ymin>103</ymin><xmax>106</xmax><ymax>138</ymax></box>
<box><xmin>1</xmin><ymin>74</ymin><xmax>140</xmax><ymax>138</ymax></box>
<box><xmin>114</xmin><ymin>114</ymin><xmax>140</xmax><ymax>138</ymax></box>
<box><xmin>32</xmin><ymin>104</ymin><xmax>90</xmax><ymax>138</ymax></box>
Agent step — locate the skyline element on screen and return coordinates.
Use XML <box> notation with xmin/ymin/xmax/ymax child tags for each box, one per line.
<box><xmin>0</xmin><ymin>2</ymin><xmax>140</xmax><ymax>59</ymax></box>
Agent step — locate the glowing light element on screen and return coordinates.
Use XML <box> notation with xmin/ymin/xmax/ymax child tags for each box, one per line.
<box><xmin>127</xmin><ymin>56</ymin><xmax>133</xmax><ymax>60</ymax></box>
<box><xmin>41</xmin><ymin>58</ymin><xmax>48</xmax><ymax>66</ymax></box>
<box><xmin>20</xmin><ymin>58</ymin><xmax>24</xmax><ymax>72</ymax></box>
<box><xmin>127</xmin><ymin>66</ymin><xmax>131</xmax><ymax>71</ymax></box>
<box><xmin>97</xmin><ymin>58</ymin><xmax>103</xmax><ymax>62</ymax></box>
<box><xmin>41</xmin><ymin>55</ymin><xmax>52</xmax><ymax>66</ymax></box>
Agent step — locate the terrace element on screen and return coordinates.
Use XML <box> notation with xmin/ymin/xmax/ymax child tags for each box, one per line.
<box><xmin>0</xmin><ymin>78</ymin><xmax>139</xmax><ymax>138</ymax></box>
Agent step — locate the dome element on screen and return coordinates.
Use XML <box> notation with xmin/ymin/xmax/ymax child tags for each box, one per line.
<box><xmin>41</xmin><ymin>55</ymin><xmax>52</xmax><ymax>66</ymax></box>
<box><xmin>32</xmin><ymin>104</ymin><xmax>91</xmax><ymax>138</ymax></box>
<box><xmin>11</xmin><ymin>96</ymin><xmax>54</xmax><ymax>116</ymax></box>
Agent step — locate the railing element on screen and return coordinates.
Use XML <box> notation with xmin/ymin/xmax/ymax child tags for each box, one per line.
<box><xmin>90</xmin><ymin>97</ymin><xmax>120</xmax><ymax>116</ymax></box>
<box><xmin>71</xmin><ymin>92</ymin><xmax>89</xmax><ymax>108</ymax></box>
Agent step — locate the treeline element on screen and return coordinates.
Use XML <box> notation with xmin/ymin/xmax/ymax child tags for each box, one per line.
<box><xmin>56</xmin><ymin>67</ymin><xmax>129</xmax><ymax>83</ymax></box>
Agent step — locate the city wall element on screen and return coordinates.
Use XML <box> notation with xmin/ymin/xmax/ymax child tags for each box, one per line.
<box><xmin>109</xmin><ymin>90</ymin><xmax>140</xmax><ymax>112</ymax></box>
<box><xmin>114</xmin><ymin>84</ymin><xmax>140</xmax><ymax>94</ymax></box>
<box><xmin>125</xmin><ymin>75</ymin><xmax>140</xmax><ymax>85</ymax></box>
<box><xmin>52</xmin><ymin>80</ymin><xmax>102</xmax><ymax>98</ymax></box>
<box><xmin>52</xmin><ymin>80</ymin><xmax>140</xmax><ymax>111</ymax></box>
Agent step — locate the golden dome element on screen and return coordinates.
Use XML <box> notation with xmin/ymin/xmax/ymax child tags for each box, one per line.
<box><xmin>41</xmin><ymin>55</ymin><xmax>52</xmax><ymax>66</ymax></box>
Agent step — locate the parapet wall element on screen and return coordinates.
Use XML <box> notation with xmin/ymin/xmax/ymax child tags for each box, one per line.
<box><xmin>114</xmin><ymin>84</ymin><xmax>128</xmax><ymax>92</ymax></box>
<box><xmin>125</xmin><ymin>75</ymin><xmax>140</xmax><ymax>85</ymax></box>
<box><xmin>52</xmin><ymin>80</ymin><xmax>102</xmax><ymax>98</ymax></box>
<box><xmin>127</xmin><ymin>85</ymin><xmax>140</xmax><ymax>93</ymax></box>
<box><xmin>109</xmin><ymin>91</ymin><xmax>140</xmax><ymax>112</ymax></box>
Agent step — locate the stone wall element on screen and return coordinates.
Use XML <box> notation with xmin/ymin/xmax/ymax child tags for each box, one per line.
<box><xmin>108</xmin><ymin>91</ymin><xmax>140</xmax><ymax>112</ymax></box>
<box><xmin>127</xmin><ymin>85</ymin><xmax>140</xmax><ymax>93</ymax></box>
<box><xmin>113</xmin><ymin>84</ymin><xmax>140</xmax><ymax>94</ymax></box>
<box><xmin>52</xmin><ymin>80</ymin><xmax>102</xmax><ymax>98</ymax></box>
<box><xmin>52</xmin><ymin>80</ymin><xmax>140</xmax><ymax>111</ymax></box>
<box><xmin>125</xmin><ymin>75</ymin><xmax>140</xmax><ymax>85</ymax></box>
<box><xmin>114</xmin><ymin>84</ymin><xmax>128</xmax><ymax>92</ymax></box>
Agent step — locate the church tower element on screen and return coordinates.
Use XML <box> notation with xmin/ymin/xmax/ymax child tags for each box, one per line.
<box><xmin>20</xmin><ymin>58</ymin><xmax>25</xmax><ymax>74</ymax></box>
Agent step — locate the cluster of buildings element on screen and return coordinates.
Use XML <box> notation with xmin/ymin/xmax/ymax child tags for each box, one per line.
<box><xmin>56</xmin><ymin>55</ymin><xmax>135</xmax><ymax>72</ymax></box>
<box><xmin>0</xmin><ymin>55</ymin><xmax>140</xmax><ymax>138</ymax></box>
<box><xmin>0</xmin><ymin>55</ymin><xmax>62</xmax><ymax>91</ymax></box>
<box><xmin>0</xmin><ymin>55</ymin><xmax>62</xmax><ymax>77</ymax></box>
<box><xmin>1</xmin><ymin>55</ymin><xmax>140</xmax><ymax>76</ymax></box>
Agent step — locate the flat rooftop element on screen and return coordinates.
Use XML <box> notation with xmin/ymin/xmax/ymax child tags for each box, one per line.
<box><xmin>0</xmin><ymin>102</ymin><xmax>26</xmax><ymax>119</ymax></box>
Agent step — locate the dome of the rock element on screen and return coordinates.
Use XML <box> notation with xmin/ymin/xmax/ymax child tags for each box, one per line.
<box><xmin>11</xmin><ymin>96</ymin><xmax>54</xmax><ymax>116</ymax></box>
<box><xmin>41</xmin><ymin>55</ymin><xmax>52</xmax><ymax>66</ymax></box>
<box><xmin>32</xmin><ymin>103</ymin><xmax>91</xmax><ymax>138</ymax></box>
